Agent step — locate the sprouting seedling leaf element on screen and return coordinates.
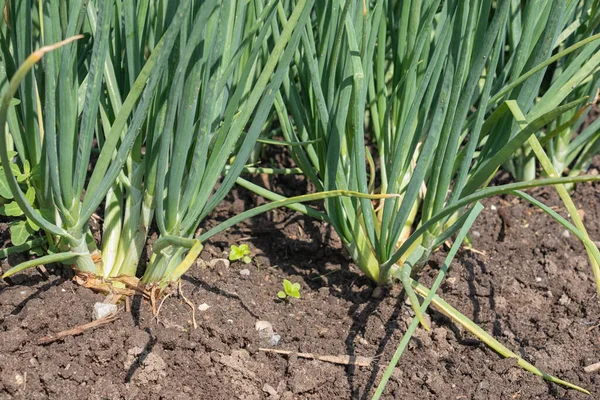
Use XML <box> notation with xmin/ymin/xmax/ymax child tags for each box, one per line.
<box><xmin>279</xmin><ymin>279</ymin><xmax>301</xmax><ymax>300</ymax></box>
<box><xmin>26</xmin><ymin>215</ymin><xmax>39</xmax><ymax>231</ymax></box>
<box><xmin>9</xmin><ymin>162</ymin><xmax>26</xmax><ymax>183</ymax></box>
<box><xmin>0</xmin><ymin>201</ymin><xmax>24</xmax><ymax>217</ymax></box>
<box><xmin>25</xmin><ymin>186</ymin><xmax>35</xmax><ymax>206</ymax></box>
<box><xmin>288</xmin><ymin>282</ymin><xmax>301</xmax><ymax>298</ymax></box>
<box><xmin>283</xmin><ymin>278</ymin><xmax>293</xmax><ymax>293</ymax></box>
<box><xmin>22</xmin><ymin>159</ymin><xmax>30</xmax><ymax>177</ymax></box>
<box><xmin>0</xmin><ymin>168</ymin><xmax>13</xmax><ymax>199</ymax></box>
<box><xmin>229</xmin><ymin>244</ymin><xmax>252</xmax><ymax>263</ymax></box>
<box><xmin>10</xmin><ymin>220</ymin><xmax>34</xmax><ymax>246</ymax></box>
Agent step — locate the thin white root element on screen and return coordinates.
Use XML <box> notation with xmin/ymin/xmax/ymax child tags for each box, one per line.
<box><xmin>179</xmin><ymin>281</ymin><xmax>198</xmax><ymax>329</ymax></box>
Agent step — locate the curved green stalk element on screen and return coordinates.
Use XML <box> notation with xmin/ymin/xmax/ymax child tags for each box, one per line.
<box><xmin>198</xmin><ymin>189</ymin><xmax>400</xmax><ymax>243</ymax></box>
<box><xmin>410</xmin><ymin>281</ymin><xmax>589</xmax><ymax>394</ymax></box>
<box><xmin>2</xmin><ymin>251</ymin><xmax>79</xmax><ymax>279</ymax></box>
<box><xmin>382</xmin><ymin>174</ymin><xmax>600</xmax><ymax>273</ymax></box>
<box><xmin>0</xmin><ymin>237</ymin><xmax>46</xmax><ymax>260</ymax></box>
<box><xmin>374</xmin><ymin>203</ymin><xmax>483</xmax><ymax>399</ymax></box>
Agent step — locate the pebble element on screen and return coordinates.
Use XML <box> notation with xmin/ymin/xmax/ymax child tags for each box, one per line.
<box><xmin>561</xmin><ymin>230</ymin><xmax>571</xmax><ymax>238</ymax></box>
<box><xmin>269</xmin><ymin>333</ymin><xmax>281</xmax><ymax>346</ymax></box>
<box><xmin>558</xmin><ymin>293</ymin><xmax>571</xmax><ymax>305</ymax></box>
<box><xmin>198</xmin><ymin>303</ymin><xmax>210</xmax><ymax>311</ymax></box>
<box><xmin>490</xmin><ymin>204</ymin><xmax>497</xmax><ymax>211</ymax></box>
<box><xmin>472</xmin><ymin>231</ymin><xmax>481</xmax><ymax>238</ymax></box>
<box><xmin>263</xmin><ymin>383</ymin><xmax>278</xmax><ymax>396</ymax></box>
<box><xmin>240</xmin><ymin>268</ymin><xmax>250</xmax><ymax>276</ymax></box>
<box><xmin>256</xmin><ymin>320</ymin><xmax>281</xmax><ymax>346</ymax></box>
<box><xmin>255</xmin><ymin>320</ymin><xmax>273</xmax><ymax>333</ymax></box>
<box><xmin>445</xmin><ymin>277</ymin><xmax>457</xmax><ymax>287</ymax></box>
<box><xmin>92</xmin><ymin>302</ymin><xmax>117</xmax><ymax>320</ymax></box>
<box><xmin>209</xmin><ymin>258</ymin><xmax>230</xmax><ymax>268</ymax></box>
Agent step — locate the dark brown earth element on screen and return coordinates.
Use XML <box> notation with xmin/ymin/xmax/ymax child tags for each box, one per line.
<box><xmin>1</xmin><ymin>168</ymin><xmax>600</xmax><ymax>399</ymax></box>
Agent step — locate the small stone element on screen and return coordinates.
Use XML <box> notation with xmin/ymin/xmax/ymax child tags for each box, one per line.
<box><xmin>561</xmin><ymin>230</ymin><xmax>571</xmax><ymax>238</ymax></box>
<box><xmin>92</xmin><ymin>302</ymin><xmax>117</xmax><ymax>320</ymax></box>
<box><xmin>490</xmin><ymin>204</ymin><xmax>497</xmax><ymax>211</ymax></box>
<box><xmin>445</xmin><ymin>277</ymin><xmax>457</xmax><ymax>287</ymax></box>
<box><xmin>256</xmin><ymin>320</ymin><xmax>274</xmax><ymax>336</ymax></box>
<box><xmin>227</xmin><ymin>319</ymin><xmax>233</xmax><ymax>324</ymax></box>
<box><xmin>240</xmin><ymin>268</ymin><xmax>250</xmax><ymax>276</ymax></box>
<box><xmin>357</xmin><ymin>336</ymin><xmax>369</xmax><ymax>346</ymax></box>
<box><xmin>209</xmin><ymin>258</ymin><xmax>230</xmax><ymax>268</ymax></box>
<box><xmin>15</xmin><ymin>374</ymin><xmax>24</xmax><ymax>386</ymax></box>
<box><xmin>263</xmin><ymin>384</ymin><xmax>278</xmax><ymax>396</ymax></box>
<box><xmin>269</xmin><ymin>333</ymin><xmax>281</xmax><ymax>346</ymax></box>
<box><xmin>479</xmin><ymin>380</ymin><xmax>490</xmax><ymax>390</ymax></box>
<box><xmin>558</xmin><ymin>293</ymin><xmax>571</xmax><ymax>305</ymax></box>
<box><xmin>535</xmin><ymin>276</ymin><xmax>542</xmax><ymax>282</ymax></box>
<box><xmin>472</xmin><ymin>231</ymin><xmax>481</xmax><ymax>238</ymax></box>
<box><xmin>198</xmin><ymin>303</ymin><xmax>210</xmax><ymax>312</ymax></box>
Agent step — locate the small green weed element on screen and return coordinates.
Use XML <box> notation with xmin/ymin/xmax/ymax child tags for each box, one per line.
<box><xmin>229</xmin><ymin>244</ymin><xmax>252</xmax><ymax>264</ymax></box>
<box><xmin>0</xmin><ymin>151</ymin><xmax>41</xmax><ymax>246</ymax></box>
<box><xmin>277</xmin><ymin>279</ymin><xmax>301</xmax><ymax>300</ymax></box>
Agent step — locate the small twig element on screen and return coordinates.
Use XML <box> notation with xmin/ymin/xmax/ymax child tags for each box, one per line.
<box><xmin>155</xmin><ymin>291</ymin><xmax>173</xmax><ymax>324</ymax></box>
<box><xmin>236</xmin><ymin>236</ymin><xmax>255</xmax><ymax>242</ymax></box>
<box><xmin>465</xmin><ymin>246</ymin><xmax>487</xmax><ymax>257</ymax></box>
<box><xmin>179</xmin><ymin>281</ymin><xmax>198</xmax><ymax>329</ymax></box>
<box><xmin>584</xmin><ymin>361</ymin><xmax>600</xmax><ymax>373</ymax></box>
<box><xmin>38</xmin><ymin>314</ymin><xmax>119</xmax><ymax>345</ymax></box>
<box><xmin>259</xmin><ymin>348</ymin><xmax>372</xmax><ymax>367</ymax></box>
<box><xmin>587</xmin><ymin>322</ymin><xmax>600</xmax><ymax>332</ymax></box>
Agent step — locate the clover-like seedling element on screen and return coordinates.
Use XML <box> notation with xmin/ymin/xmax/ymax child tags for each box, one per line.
<box><xmin>229</xmin><ymin>244</ymin><xmax>252</xmax><ymax>264</ymax></box>
<box><xmin>277</xmin><ymin>279</ymin><xmax>301</xmax><ymax>300</ymax></box>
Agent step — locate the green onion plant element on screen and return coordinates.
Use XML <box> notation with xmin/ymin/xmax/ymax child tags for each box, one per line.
<box><xmin>501</xmin><ymin>0</ymin><xmax>600</xmax><ymax>181</ymax></box>
<box><xmin>242</xmin><ymin>0</ymin><xmax>600</xmax><ymax>393</ymax></box>
<box><xmin>0</xmin><ymin>0</ymin><xmax>316</xmax><ymax>296</ymax></box>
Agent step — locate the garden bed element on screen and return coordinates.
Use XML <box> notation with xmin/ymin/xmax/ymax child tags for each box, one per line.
<box><xmin>1</xmin><ymin>172</ymin><xmax>600</xmax><ymax>399</ymax></box>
